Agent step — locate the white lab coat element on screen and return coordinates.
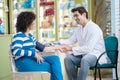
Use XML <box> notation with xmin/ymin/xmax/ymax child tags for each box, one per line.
<box><xmin>60</xmin><ymin>20</ymin><xmax>110</xmax><ymax>64</ymax></box>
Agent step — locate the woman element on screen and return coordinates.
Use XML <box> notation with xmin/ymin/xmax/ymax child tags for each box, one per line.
<box><xmin>11</xmin><ymin>11</ymin><xmax>63</xmax><ymax>80</ymax></box>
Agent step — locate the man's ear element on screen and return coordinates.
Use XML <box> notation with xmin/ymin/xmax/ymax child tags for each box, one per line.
<box><xmin>82</xmin><ymin>13</ymin><xmax>86</xmax><ymax>18</ymax></box>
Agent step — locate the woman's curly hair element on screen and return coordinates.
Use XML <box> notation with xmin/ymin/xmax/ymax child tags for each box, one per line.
<box><xmin>16</xmin><ymin>11</ymin><xmax>36</xmax><ymax>33</ymax></box>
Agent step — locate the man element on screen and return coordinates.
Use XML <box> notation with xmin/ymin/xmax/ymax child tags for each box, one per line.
<box><xmin>59</xmin><ymin>6</ymin><xmax>109</xmax><ymax>80</ymax></box>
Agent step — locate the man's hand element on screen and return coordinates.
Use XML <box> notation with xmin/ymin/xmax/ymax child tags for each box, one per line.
<box><xmin>58</xmin><ymin>44</ymin><xmax>72</xmax><ymax>52</ymax></box>
<box><xmin>35</xmin><ymin>53</ymin><xmax>44</xmax><ymax>64</ymax></box>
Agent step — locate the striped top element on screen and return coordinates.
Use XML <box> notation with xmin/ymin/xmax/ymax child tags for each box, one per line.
<box><xmin>11</xmin><ymin>32</ymin><xmax>37</xmax><ymax>59</ymax></box>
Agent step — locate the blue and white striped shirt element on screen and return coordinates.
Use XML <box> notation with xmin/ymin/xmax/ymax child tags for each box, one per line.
<box><xmin>11</xmin><ymin>32</ymin><xmax>37</xmax><ymax>58</ymax></box>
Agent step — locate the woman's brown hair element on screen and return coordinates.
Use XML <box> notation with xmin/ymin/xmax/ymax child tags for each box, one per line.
<box><xmin>16</xmin><ymin>11</ymin><xmax>36</xmax><ymax>33</ymax></box>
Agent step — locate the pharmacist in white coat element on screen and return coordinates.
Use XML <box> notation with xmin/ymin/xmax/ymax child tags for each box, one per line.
<box><xmin>59</xmin><ymin>6</ymin><xmax>110</xmax><ymax>80</ymax></box>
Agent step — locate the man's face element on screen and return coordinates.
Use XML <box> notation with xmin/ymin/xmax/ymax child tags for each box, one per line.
<box><xmin>73</xmin><ymin>11</ymin><xmax>85</xmax><ymax>25</ymax></box>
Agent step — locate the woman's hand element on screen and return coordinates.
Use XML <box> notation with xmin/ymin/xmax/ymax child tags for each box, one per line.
<box><xmin>35</xmin><ymin>53</ymin><xmax>44</xmax><ymax>64</ymax></box>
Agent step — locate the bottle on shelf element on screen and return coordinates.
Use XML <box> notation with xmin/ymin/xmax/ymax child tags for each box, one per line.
<box><xmin>0</xmin><ymin>18</ymin><xmax>4</xmax><ymax>34</ymax></box>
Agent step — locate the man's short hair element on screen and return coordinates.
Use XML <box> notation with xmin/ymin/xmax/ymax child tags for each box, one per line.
<box><xmin>71</xmin><ymin>6</ymin><xmax>88</xmax><ymax>19</ymax></box>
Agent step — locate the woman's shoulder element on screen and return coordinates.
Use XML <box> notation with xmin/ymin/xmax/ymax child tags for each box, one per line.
<box><xmin>13</xmin><ymin>32</ymin><xmax>25</xmax><ymax>38</ymax></box>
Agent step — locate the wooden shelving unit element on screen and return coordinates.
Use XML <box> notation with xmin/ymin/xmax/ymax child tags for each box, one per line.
<box><xmin>39</xmin><ymin>0</ymin><xmax>56</xmax><ymax>42</ymax></box>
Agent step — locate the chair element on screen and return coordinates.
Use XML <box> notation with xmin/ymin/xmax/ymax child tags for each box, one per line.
<box><xmin>91</xmin><ymin>36</ymin><xmax>119</xmax><ymax>80</ymax></box>
<box><xmin>9</xmin><ymin>45</ymin><xmax>51</xmax><ymax>80</ymax></box>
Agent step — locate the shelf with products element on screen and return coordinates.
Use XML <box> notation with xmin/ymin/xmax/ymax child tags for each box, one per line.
<box><xmin>39</xmin><ymin>0</ymin><xmax>55</xmax><ymax>43</ymax></box>
<box><xmin>0</xmin><ymin>0</ymin><xmax>9</xmax><ymax>34</ymax></box>
<box><xmin>39</xmin><ymin>28</ymin><xmax>55</xmax><ymax>42</ymax></box>
<box><xmin>58</xmin><ymin>0</ymin><xmax>76</xmax><ymax>39</ymax></box>
<box><xmin>9</xmin><ymin>0</ymin><xmax>38</xmax><ymax>39</ymax></box>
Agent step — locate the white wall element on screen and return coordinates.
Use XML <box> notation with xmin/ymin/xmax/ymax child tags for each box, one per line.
<box><xmin>111</xmin><ymin>0</ymin><xmax>120</xmax><ymax>79</ymax></box>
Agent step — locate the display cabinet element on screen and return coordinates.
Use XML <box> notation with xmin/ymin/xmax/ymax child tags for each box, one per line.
<box><xmin>0</xmin><ymin>0</ymin><xmax>9</xmax><ymax>34</ymax></box>
<box><xmin>39</xmin><ymin>0</ymin><xmax>56</xmax><ymax>43</ymax></box>
<box><xmin>9</xmin><ymin>0</ymin><xmax>39</xmax><ymax>40</ymax></box>
<box><xmin>58</xmin><ymin>0</ymin><xmax>75</xmax><ymax>39</ymax></box>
